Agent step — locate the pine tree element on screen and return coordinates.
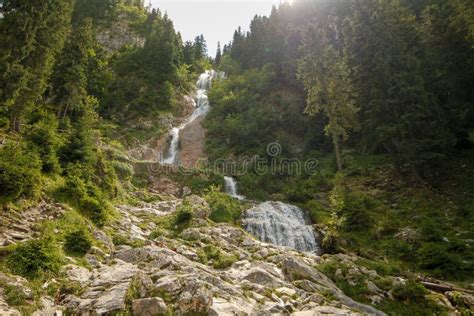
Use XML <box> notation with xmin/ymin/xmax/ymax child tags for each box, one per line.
<box><xmin>51</xmin><ymin>18</ymin><xmax>96</xmax><ymax>120</ymax></box>
<box><xmin>343</xmin><ymin>0</ymin><xmax>453</xmax><ymax>175</ymax></box>
<box><xmin>298</xmin><ymin>21</ymin><xmax>358</xmax><ymax>172</ymax></box>
<box><xmin>215</xmin><ymin>42</ymin><xmax>222</xmax><ymax>65</ymax></box>
<box><xmin>0</xmin><ymin>0</ymin><xmax>74</xmax><ymax>132</ymax></box>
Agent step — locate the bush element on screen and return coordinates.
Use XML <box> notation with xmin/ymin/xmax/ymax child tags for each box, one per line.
<box><xmin>340</xmin><ymin>192</ymin><xmax>375</xmax><ymax>232</ymax></box>
<box><xmin>3</xmin><ymin>284</ymin><xmax>27</xmax><ymax>306</ymax></box>
<box><xmin>80</xmin><ymin>196</ymin><xmax>108</xmax><ymax>227</ymax></box>
<box><xmin>197</xmin><ymin>245</ymin><xmax>237</xmax><ymax>269</ymax></box>
<box><xmin>25</xmin><ymin>112</ymin><xmax>63</xmax><ymax>173</ymax></box>
<box><xmin>64</xmin><ymin>230</ymin><xmax>92</xmax><ymax>256</ymax></box>
<box><xmin>111</xmin><ymin>160</ymin><xmax>134</xmax><ymax>180</ymax></box>
<box><xmin>6</xmin><ymin>238</ymin><xmax>63</xmax><ymax>279</ymax></box>
<box><xmin>416</xmin><ymin>243</ymin><xmax>464</xmax><ymax>278</ymax></box>
<box><xmin>0</xmin><ymin>143</ymin><xmax>42</xmax><ymax>204</ymax></box>
<box><xmin>213</xmin><ymin>253</ymin><xmax>238</xmax><ymax>269</ymax></box>
<box><xmin>392</xmin><ymin>280</ymin><xmax>427</xmax><ymax>302</ymax></box>
<box><xmin>204</xmin><ymin>187</ymin><xmax>243</xmax><ymax>223</ymax></box>
<box><xmin>174</xmin><ymin>203</ymin><xmax>194</xmax><ymax>227</ymax></box>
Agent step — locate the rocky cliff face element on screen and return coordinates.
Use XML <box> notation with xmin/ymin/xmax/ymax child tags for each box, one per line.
<box><xmin>96</xmin><ymin>15</ymin><xmax>145</xmax><ymax>53</ymax></box>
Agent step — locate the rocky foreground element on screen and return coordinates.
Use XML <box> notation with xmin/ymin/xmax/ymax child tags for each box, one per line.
<box><xmin>0</xmin><ymin>194</ymin><xmax>472</xmax><ymax>315</ymax></box>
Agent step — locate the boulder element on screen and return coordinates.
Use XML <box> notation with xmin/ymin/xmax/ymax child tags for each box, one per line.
<box><xmin>132</xmin><ymin>297</ymin><xmax>167</xmax><ymax>316</ymax></box>
<box><xmin>183</xmin><ymin>195</ymin><xmax>211</xmax><ymax>220</ymax></box>
<box><xmin>176</xmin><ymin>283</ymin><xmax>212</xmax><ymax>315</ymax></box>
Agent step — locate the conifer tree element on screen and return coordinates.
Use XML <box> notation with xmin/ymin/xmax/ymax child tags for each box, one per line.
<box><xmin>51</xmin><ymin>18</ymin><xmax>96</xmax><ymax>120</ymax></box>
<box><xmin>298</xmin><ymin>22</ymin><xmax>358</xmax><ymax>172</ymax></box>
<box><xmin>215</xmin><ymin>42</ymin><xmax>222</xmax><ymax>65</ymax></box>
<box><xmin>0</xmin><ymin>0</ymin><xmax>74</xmax><ymax>131</ymax></box>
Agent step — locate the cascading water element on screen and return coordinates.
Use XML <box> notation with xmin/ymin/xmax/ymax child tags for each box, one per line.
<box><xmin>162</xmin><ymin>128</ymin><xmax>180</xmax><ymax>165</ymax></box>
<box><xmin>242</xmin><ymin>201</ymin><xmax>320</xmax><ymax>253</ymax></box>
<box><xmin>161</xmin><ymin>70</ymin><xmax>223</xmax><ymax>165</ymax></box>
<box><xmin>224</xmin><ymin>176</ymin><xmax>245</xmax><ymax>200</ymax></box>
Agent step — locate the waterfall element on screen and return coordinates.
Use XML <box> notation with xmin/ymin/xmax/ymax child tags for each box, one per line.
<box><xmin>224</xmin><ymin>176</ymin><xmax>245</xmax><ymax>200</ymax></box>
<box><xmin>162</xmin><ymin>127</ymin><xmax>180</xmax><ymax>165</ymax></box>
<box><xmin>242</xmin><ymin>201</ymin><xmax>320</xmax><ymax>253</ymax></box>
<box><xmin>161</xmin><ymin>70</ymin><xmax>223</xmax><ymax>165</ymax></box>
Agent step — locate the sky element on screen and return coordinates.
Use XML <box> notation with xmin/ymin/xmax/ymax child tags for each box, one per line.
<box><xmin>149</xmin><ymin>0</ymin><xmax>286</xmax><ymax>57</ymax></box>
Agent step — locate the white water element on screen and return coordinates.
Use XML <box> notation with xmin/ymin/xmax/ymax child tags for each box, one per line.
<box><xmin>242</xmin><ymin>201</ymin><xmax>320</xmax><ymax>253</ymax></box>
<box><xmin>161</xmin><ymin>70</ymin><xmax>223</xmax><ymax>165</ymax></box>
<box><xmin>224</xmin><ymin>176</ymin><xmax>245</xmax><ymax>200</ymax></box>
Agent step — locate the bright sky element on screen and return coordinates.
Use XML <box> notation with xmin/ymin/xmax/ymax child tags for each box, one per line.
<box><xmin>149</xmin><ymin>0</ymin><xmax>286</xmax><ymax>57</ymax></box>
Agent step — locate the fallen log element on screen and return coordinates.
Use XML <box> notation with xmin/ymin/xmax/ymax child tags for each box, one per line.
<box><xmin>419</xmin><ymin>280</ymin><xmax>474</xmax><ymax>295</ymax></box>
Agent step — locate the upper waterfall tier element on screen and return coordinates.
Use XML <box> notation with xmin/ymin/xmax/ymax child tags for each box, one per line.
<box><xmin>161</xmin><ymin>70</ymin><xmax>224</xmax><ymax>165</ymax></box>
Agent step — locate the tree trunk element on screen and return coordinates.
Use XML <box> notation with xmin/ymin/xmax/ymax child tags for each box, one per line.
<box><xmin>9</xmin><ymin>114</ymin><xmax>20</xmax><ymax>133</ymax></box>
<box><xmin>333</xmin><ymin>134</ymin><xmax>343</xmax><ymax>172</ymax></box>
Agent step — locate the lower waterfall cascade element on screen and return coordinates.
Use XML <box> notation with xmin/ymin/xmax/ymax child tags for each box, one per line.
<box><xmin>242</xmin><ymin>201</ymin><xmax>320</xmax><ymax>253</ymax></box>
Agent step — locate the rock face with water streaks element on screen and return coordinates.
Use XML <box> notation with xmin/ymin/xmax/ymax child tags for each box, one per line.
<box><xmin>242</xmin><ymin>201</ymin><xmax>321</xmax><ymax>253</ymax></box>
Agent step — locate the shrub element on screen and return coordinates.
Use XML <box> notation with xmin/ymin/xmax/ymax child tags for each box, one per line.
<box><xmin>213</xmin><ymin>253</ymin><xmax>238</xmax><ymax>269</ymax></box>
<box><xmin>6</xmin><ymin>238</ymin><xmax>63</xmax><ymax>279</ymax></box>
<box><xmin>175</xmin><ymin>203</ymin><xmax>194</xmax><ymax>226</ymax></box>
<box><xmin>197</xmin><ymin>245</ymin><xmax>237</xmax><ymax>269</ymax></box>
<box><xmin>0</xmin><ymin>143</ymin><xmax>42</xmax><ymax>204</ymax></box>
<box><xmin>80</xmin><ymin>196</ymin><xmax>108</xmax><ymax>227</ymax></box>
<box><xmin>64</xmin><ymin>230</ymin><xmax>93</xmax><ymax>256</ymax></box>
<box><xmin>392</xmin><ymin>280</ymin><xmax>427</xmax><ymax>302</ymax></box>
<box><xmin>25</xmin><ymin>112</ymin><xmax>63</xmax><ymax>173</ymax></box>
<box><xmin>3</xmin><ymin>284</ymin><xmax>27</xmax><ymax>306</ymax></box>
<box><xmin>340</xmin><ymin>191</ymin><xmax>375</xmax><ymax>232</ymax></box>
<box><xmin>59</xmin><ymin>171</ymin><xmax>88</xmax><ymax>202</ymax></box>
<box><xmin>111</xmin><ymin>160</ymin><xmax>134</xmax><ymax>180</ymax></box>
<box><xmin>204</xmin><ymin>187</ymin><xmax>242</xmax><ymax>223</ymax></box>
<box><xmin>416</xmin><ymin>243</ymin><xmax>463</xmax><ymax>278</ymax></box>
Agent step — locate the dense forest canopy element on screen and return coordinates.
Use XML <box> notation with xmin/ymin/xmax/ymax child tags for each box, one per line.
<box><xmin>0</xmin><ymin>0</ymin><xmax>209</xmax><ymax>217</ymax></box>
<box><xmin>209</xmin><ymin>0</ymin><xmax>474</xmax><ymax>178</ymax></box>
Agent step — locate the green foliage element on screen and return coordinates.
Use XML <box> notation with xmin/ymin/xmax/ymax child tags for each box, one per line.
<box><xmin>111</xmin><ymin>161</ymin><xmax>134</xmax><ymax>181</ymax></box>
<box><xmin>102</xmin><ymin>8</ymin><xmax>191</xmax><ymax>122</ymax></box>
<box><xmin>392</xmin><ymin>280</ymin><xmax>427</xmax><ymax>302</ymax></box>
<box><xmin>56</xmin><ymin>167</ymin><xmax>111</xmax><ymax>227</ymax></box>
<box><xmin>6</xmin><ymin>238</ymin><xmax>63</xmax><ymax>279</ymax></box>
<box><xmin>174</xmin><ymin>204</ymin><xmax>194</xmax><ymax>226</ymax></box>
<box><xmin>416</xmin><ymin>243</ymin><xmax>466</xmax><ymax>279</ymax></box>
<box><xmin>0</xmin><ymin>0</ymin><xmax>74</xmax><ymax>131</ymax></box>
<box><xmin>204</xmin><ymin>186</ymin><xmax>243</xmax><ymax>223</ymax></box>
<box><xmin>197</xmin><ymin>245</ymin><xmax>238</xmax><ymax>269</ymax></box>
<box><xmin>298</xmin><ymin>18</ymin><xmax>359</xmax><ymax>171</ymax></box>
<box><xmin>0</xmin><ymin>142</ymin><xmax>42</xmax><ymax>204</ymax></box>
<box><xmin>64</xmin><ymin>230</ymin><xmax>93</xmax><ymax>256</ymax></box>
<box><xmin>2</xmin><ymin>284</ymin><xmax>27</xmax><ymax>306</ymax></box>
<box><xmin>112</xmin><ymin>234</ymin><xmax>145</xmax><ymax>248</ymax></box>
<box><xmin>25</xmin><ymin>112</ymin><xmax>64</xmax><ymax>173</ymax></box>
<box><xmin>80</xmin><ymin>196</ymin><xmax>108</xmax><ymax>227</ymax></box>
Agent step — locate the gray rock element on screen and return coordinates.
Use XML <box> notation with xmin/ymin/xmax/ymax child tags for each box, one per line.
<box><xmin>176</xmin><ymin>284</ymin><xmax>212</xmax><ymax>315</ymax></box>
<box><xmin>132</xmin><ymin>297</ymin><xmax>167</xmax><ymax>316</ymax></box>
